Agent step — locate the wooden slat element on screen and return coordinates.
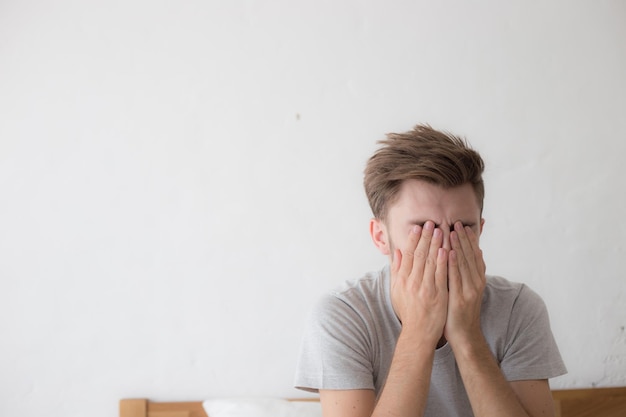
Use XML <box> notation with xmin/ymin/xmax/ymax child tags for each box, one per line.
<box><xmin>149</xmin><ymin>412</ymin><xmax>191</xmax><ymax>417</ymax></box>
<box><xmin>147</xmin><ymin>401</ymin><xmax>208</xmax><ymax>417</ymax></box>
<box><xmin>552</xmin><ymin>386</ymin><xmax>626</xmax><ymax>400</ymax></box>
<box><xmin>558</xmin><ymin>396</ymin><xmax>626</xmax><ymax>417</ymax></box>
<box><xmin>120</xmin><ymin>399</ymin><xmax>147</xmax><ymax>417</ymax></box>
<box><xmin>552</xmin><ymin>387</ymin><xmax>626</xmax><ymax>417</ymax></box>
<box><xmin>120</xmin><ymin>388</ymin><xmax>626</xmax><ymax>417</ymax></box>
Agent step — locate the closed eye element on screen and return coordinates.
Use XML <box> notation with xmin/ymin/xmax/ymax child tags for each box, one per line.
<box><xmin>410</xmin><ymin>221</ymin><xmax>475</xmax><ymax>232</ymax></box>
<box><xmin>444</xmin><ymin>223</ymin><xmax>475</xmax><ymax>232</ymax></box>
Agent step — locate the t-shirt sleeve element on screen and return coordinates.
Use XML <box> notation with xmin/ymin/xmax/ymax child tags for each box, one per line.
<box><xmin>500</xmin><ymin>285</ymin><xmax>567</xmax><ymax>381</ymax></box>
<box><xmin>294</xmin><ymin>293</ymin><xmax>375</xmax><ymax>392</ymax></box>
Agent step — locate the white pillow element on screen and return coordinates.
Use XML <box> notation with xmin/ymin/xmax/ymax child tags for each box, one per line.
<box><xmin>203</xmin><ymin>397</ymin><xmax>322</xmax><ymax>417</ymax></box>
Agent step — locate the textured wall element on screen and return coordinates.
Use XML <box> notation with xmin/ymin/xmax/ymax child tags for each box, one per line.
<box><xmin>1</xmin><ymin>1</ymin><xmax>625</xmax><ymax>416</ymax></box>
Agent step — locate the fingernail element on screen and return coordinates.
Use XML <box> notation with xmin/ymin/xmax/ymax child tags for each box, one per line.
<box><xmin>424</xmin><ymin>221</ymin><xmax>434</xmax><ymax>231</ymax></box>
<box><xmin>411</xmin><ymin>225</ymin><xmax>420</xmax><ymax>234</ymax></box>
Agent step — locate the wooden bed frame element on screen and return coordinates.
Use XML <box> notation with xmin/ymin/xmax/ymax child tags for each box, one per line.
<box><xmin>551</xmin><ymin>387</ymin><xmax>626</xmax><ymax>417</ymax></box>
<box><xmin>119</xmin><ymin>397</ymin><xmax>319</xmax><ymax>417</ymax></box>
<box><xmin>120</xmin><ymin>387</ymin><xmax>626</xmax><ymax>417</ymax></box>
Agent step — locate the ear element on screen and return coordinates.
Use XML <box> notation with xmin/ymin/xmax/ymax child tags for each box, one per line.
<box><xmin>479</xmin><ymin>218</ymin><xmax>485</xmax><ymax>235</ymax></box>
<box><xmin>370</xmin><ymin>218</ymin><xmax>391</xmax><ymax>255</ymax></box>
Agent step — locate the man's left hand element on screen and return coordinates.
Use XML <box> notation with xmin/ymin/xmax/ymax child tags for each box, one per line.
<box><xmin>444</xmin><ymin>221</ymin><xmax>487</xmax><ymax>347</ymax></box>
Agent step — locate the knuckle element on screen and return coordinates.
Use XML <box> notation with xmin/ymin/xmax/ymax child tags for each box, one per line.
<box><xmin>401</xmin><ymin>250</ymin><xmax>415</xmax><ymax>260</ymax></box>
<box><xmin>414</xmin><ymin>248</ymin><xmax>428</xmax><ymax>262</ymax></box>
<box><xmin>425</xmin><ymin>255</ymin><xmax>439</xmax><ymax>270</ymax></box>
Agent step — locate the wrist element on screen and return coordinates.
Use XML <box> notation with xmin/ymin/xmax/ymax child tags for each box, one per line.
<box><xmin>448</xmin><ymin>330</ymin><xmax>489</xmax><ymax>359</ymax></box>
<box><xmin>398</xmin><ymin>324</ymin><xmax>442</xmax><ymax>350</ymax></box>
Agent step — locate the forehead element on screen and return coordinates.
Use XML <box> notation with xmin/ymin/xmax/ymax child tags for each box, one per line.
<box><xmin>387</xmin><ymin>180</ymin><xmax>481</xmax><ymax>224</ymax></box>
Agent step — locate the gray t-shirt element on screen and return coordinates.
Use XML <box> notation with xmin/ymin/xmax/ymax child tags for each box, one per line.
<box><xmin>294</xmin><ymin>266</ymin><xmax>567</xmax><ymax>416</ymax></box>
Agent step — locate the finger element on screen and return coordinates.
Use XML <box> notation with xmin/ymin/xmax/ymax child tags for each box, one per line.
<box><xmin>398</xmin><ymin>225</ymin><xmax>421</xmax><ymax>278</ymax></box>
<box><xmin>391</xmin><ymin>248</ymin><xmax>402</xmax><ymax>274</ymax></box>
<box><xmin>435</xmin><ymin>247</ymin><xmax>448</xmax><ymax>293</ymax></box>
<box><xmin>478</xmin><ymin>248</ymin><xmax>486</xmax><ymax>275</ymax></box>
<box><xmin>422</xmin><ymin>226</ymin><xmax>444</xmax><ymax>289</ymax></box>
<box><xmin>448</xmin><ymin>249</ymin><xmax>461</xmax><ymax>295</ymax></box>
<box><xmin>411</xmin><ymin>221</ymin><xmax>436</xmax><ymax>283</ymax></box>
<box><xmin>460</xmin><ymin>224</ymin><xmax>486</xmax><ymax>286</ymax></box>
<box><xmin>463</xmin><ymin>225</ymin><xmax>481</xmax><ymax>255</ymax></box>
<box><xmin>451</xmin><ymin>224</ymin><xmax>486</xmax><ymax>295</ymax></box>
<box><xmin>452</xmin><ymin>222</ymin><xmax>478</xmax><ymax>273</ymax></box>
<box><xmin>464</xmin><ymin>226</ymin><xmax>486</xmax><ymax>275</ymax></box>
<box><xmin>415</xmin><ymin>221</ymin><xmax>435</xmax><ymax>257</ymax></box>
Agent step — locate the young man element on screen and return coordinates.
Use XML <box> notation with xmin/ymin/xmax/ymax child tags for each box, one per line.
<box><xmin>294</xmin><ymin>125</ymin><xmax>566</xmax><ymax>417</ymax></box>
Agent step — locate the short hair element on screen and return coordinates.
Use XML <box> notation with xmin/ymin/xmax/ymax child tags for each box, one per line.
<box><xmin>363</xmin><ymin>124</ymin><xmax>485</xmax><ymax>221</ymax></box>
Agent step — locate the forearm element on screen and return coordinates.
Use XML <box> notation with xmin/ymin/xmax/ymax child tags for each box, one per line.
<box><xmin>452</xmin><ymin>334</ymin><xmax>528</xmax><ymax>417</ymax></box>
<box><xmin>372</xmin><ymin>329</ymin><xmax>436</xmax><ymax>417</ymax></box>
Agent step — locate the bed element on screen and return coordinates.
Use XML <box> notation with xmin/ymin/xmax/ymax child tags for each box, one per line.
<box><xmin>551</xmin><ymin>387</ymin><xmax>626</xmax><ymax>417</ymax></box>
<box><xmin>120</xmin><ymin>386</ymin><xmax>626</xmax><ymax>417</ymax></box>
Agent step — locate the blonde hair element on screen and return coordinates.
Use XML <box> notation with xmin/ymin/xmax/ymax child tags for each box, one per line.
<box><xmin>364</xmin><ymin>124</ymin><xmax>485</xmax><ymax>220</ymax></box>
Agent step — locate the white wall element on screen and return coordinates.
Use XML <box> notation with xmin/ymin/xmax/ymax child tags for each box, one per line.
<box><xmin>1</xmin><ymin>1</ymin><xmax>625</xmax><ymax>416</ymax></box>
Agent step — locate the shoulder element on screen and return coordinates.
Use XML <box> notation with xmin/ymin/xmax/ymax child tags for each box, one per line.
<box><xmin>484</xmin><ymin>275</ymin><xmax>545</xmax><ymax>311</ymax></box>
<box><xmin>483</xmin><ymin>278</ymin><xmax>567</xmax><ymax>379</ymax></box>
<box><xmin>331</xmin><ymin>270</ymin><xmax>384</xmax><ymax>305</ymax></box>
<box><xmin>311</xmin><ymin>269</ymin><xmax>386</xmax><ymax>320</ymax></box>
<box><xmin>307</xmin><ymin>267</ymin><xmax>397</xmax><ymax>337</ymax></box>
<box><xmin>481</xmin><ymin>275</ymin><xmax>552</xmax><ymax>339</ymax></box>
<box><xmin>485</xmin><ymin>275</ymin><xmax>524</xmax><ymax>294</ymax></box>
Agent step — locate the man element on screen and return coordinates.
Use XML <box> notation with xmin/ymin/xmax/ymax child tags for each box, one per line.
<box><xmin>294</xmin><ymin>125</ymin><xmax>566</xmax><ymax>417</ymax></box>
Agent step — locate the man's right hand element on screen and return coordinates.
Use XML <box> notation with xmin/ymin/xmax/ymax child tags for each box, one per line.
<box><xmin>322</xmin><ymin>222</ymin><xmax>451</xmax><ymax>417</ymax></box>
<box><xmin>389</xmin><ymin>220</ymin><xmax>449</xmax><ymax>347</ymax></box>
